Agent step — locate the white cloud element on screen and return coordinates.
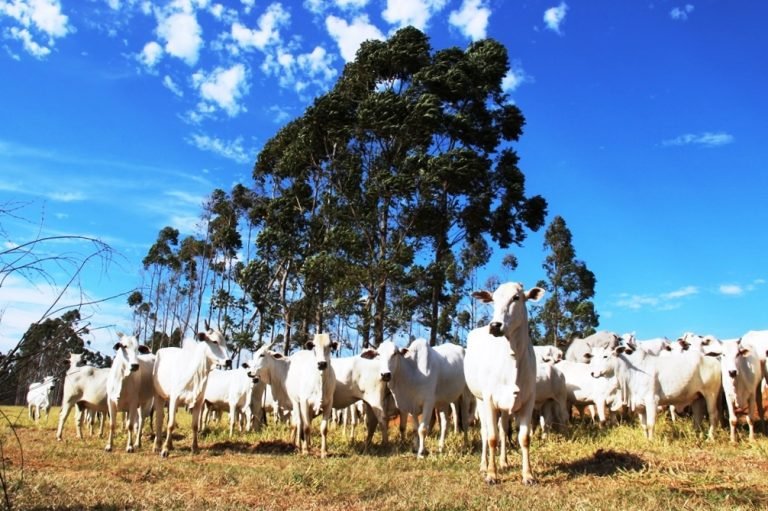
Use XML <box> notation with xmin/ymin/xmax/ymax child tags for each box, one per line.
<box><xmin>156</xmin><ymin>9</ymin><xmax>203</xmax><ymax>65</ymax></box>
<box><xmin>305</xmin><ymin>0</ymin><xmax>369</xmax><ymax>14</ymax></box>
<box><xmin>138</xmin><ymin>40</ymin><xmax>163</xmax><ymax>68</ymax></box>
<box><xmin>0</xmin><ymin>0</ymin><xmax>72</xmax><ymax>58</ymax></box>
<box><xmin>382</xmin><ymin>0</ymin><xmax>447</xmax><ymax>30</ymax></box>
<box><xmin>662</xmin><ymin>286</ymin><xmax>699</xmax><ymax>299</ymax></box>
<box><xmin>502</xmin><ymin>61</ymin><xmax>530</xmax><ymax>93</ymax></box>
<box><xmin>670</xmin><ymin>4</ymin><xmax>694</xmax><ymax>21</ymax></box>
<box><xmin>719</xmin><ymin>284</ymin><xmax>743</xmax><ymax>296</ymax></box>
<box><xmin>616</xmin><ymin>285</ymin><xmax>698</xmax><ymax>311</ymax></box>
<box><xmin>662</xmin><ymin>131</ymin><xmax>734</xmax><ymax>147</ymax></box>
<box><xmin>231</xmin><ymin>2</ymin><xmax>289</xmax><ymax>52</ymax></box>
<box><xmin>268</xmin><ymin>104</ymin><xmax>291</xmax><ymax>124</ymax></box>
<box><xmin>187</xmin><ymin>133</ymin><xmax>253</xmax><ymax>164</ymax></box>
<box><xmin>262</xmin><ymin>44</ymin><xmax>337</xmax><ymax>93</ymax></box>
<box><xmin>191</xmin><ymin>63</ymin><xmax>249</xmax><ymax>117</ymax></box>
<box><xmin>448</xmin><ymin>0</ymin><xmax>490</xmax><ymax>41</ymax></box>
<box><xmin>162</xmin><ymin>74</ymin><xmax>183</xmax><ymax>96</ymax></box>
<box><xmin>543</xmin><ymin>2</ymin><xmax>568</xmax><ymax>34</ymax></box>
<box><xmin>325</xmin><ymin>14</ymin><xmax>384</xmax><ymax>62</ymax></box>
<box><xmin>46</xmin><ymin>191</ymin><xmax>86</xmax><ymax>202</ymax></box>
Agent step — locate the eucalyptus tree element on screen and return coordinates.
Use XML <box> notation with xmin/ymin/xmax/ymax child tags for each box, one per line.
<box><xmin>408</xmin><ymin>40</ymin><xmax>547</xmax><ymax>345</ymax></box>
<box><xmin>532</xmin><ymin>215</ymin><xmax>599</xmax><ymax>345</ymax></box>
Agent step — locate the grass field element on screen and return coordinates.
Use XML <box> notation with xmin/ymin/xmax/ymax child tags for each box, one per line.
<box><xmin>2</xmin><ymin>405</ymin><xmax>768</xmax><ymax>510</ymax></box>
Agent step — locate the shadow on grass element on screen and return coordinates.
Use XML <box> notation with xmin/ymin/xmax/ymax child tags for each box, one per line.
<box><xmin>554</xmin><ymin>448</ymin><xmax>647</xmax><ymax>477</ymax></box>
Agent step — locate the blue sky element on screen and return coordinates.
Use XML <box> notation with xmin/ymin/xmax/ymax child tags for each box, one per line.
<box><xmin>1</xmin><ymin>0</ymin><xmax>766</xmax><ymax>354</ymax></box>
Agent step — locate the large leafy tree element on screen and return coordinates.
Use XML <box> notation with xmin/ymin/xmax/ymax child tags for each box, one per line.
<box><xmin>531</xmin><ymin>215</ymin><xmax>598</xmax><ymax>346</ymax></box>
<box><xmin>253</xmin><ymin>27</ymin><xmax>546</xmax><ymax>347</ymax></box>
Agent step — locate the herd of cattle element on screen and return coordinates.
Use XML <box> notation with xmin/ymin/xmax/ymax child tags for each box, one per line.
<box><xmin>24</xmin><ymin>282</ymin><xmax>768</xmax><ymax>485</ymax></box>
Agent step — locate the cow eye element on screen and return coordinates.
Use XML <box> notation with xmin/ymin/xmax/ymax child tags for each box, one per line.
<box><xmin>512</xmin><ymin>294</ymin><xmax>520</xmax><ymax>302</ymax></box>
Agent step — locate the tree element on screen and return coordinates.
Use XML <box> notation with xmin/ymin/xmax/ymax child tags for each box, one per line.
<box><xmin>252</xmin><ymin>27</ymin><xmax>546</xmax><ymax>348</ymax></box>
<box><xmin>530</xmin><ymin>215</ymin><xmax>598</xmax><ymax>346</ymax></box>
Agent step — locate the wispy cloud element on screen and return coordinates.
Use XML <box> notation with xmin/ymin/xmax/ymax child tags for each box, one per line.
<box><xmin>187</xmin><ymin>133</ymin><xmax>254</xmax><ymax>164</ymax></box>
<box><xmin>502</xmin><ymin>61</ymin><xmax>531</xmax><ymax>93</ymax></box>
<box><xmin>662</xmin><ymin>131</ymin><xmax>734</xmax><ymax>147</ymax></box>
<box><xmin>543</xmin><ymin>2</ymin><xmax>568</xmax><ymax>34</ymax></box>
<box><xmin>719</xmin><ymin>279</ymin><xmax>765</xmax><ymax>297</ymax></box>
<box><xmin>616</xmin><ymin>285</ymin><xmax>699</xmax><ymax>311</ymax></box>
<box><xmin>670</xmin><ymin>4</ymin><xmax>694</xmax><ymax>21</ymax></box>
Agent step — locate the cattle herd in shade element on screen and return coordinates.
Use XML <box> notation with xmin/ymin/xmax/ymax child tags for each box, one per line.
<box><xmin>29</xmin><ymin>282</ymin><xmax>768</xmax><ymax>485</ymax></box>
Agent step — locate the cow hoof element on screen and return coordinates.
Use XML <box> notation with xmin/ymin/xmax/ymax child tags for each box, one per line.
<box><xmin>161</xmin><ymin>450</ymin><xmax>169</xmax><ymax>458</ymax></box>
<box><xmin>126</xmin><ymin>446</ymin><xmax>134</xmax><ymax>453</ymax></box>
<box><xmin>104</xmin><ymin>446</ymin><xmax>112</xmax><ymax>452</ymax></box>
<box><xmin>522</xmin><ymin>477</ymin><xmax>538</xmax><ymax>486</ymax></box>
<box><xmin>484</xmin><ymin>475</ymin><xmax>500</xmax><ymax>485</ymax></box>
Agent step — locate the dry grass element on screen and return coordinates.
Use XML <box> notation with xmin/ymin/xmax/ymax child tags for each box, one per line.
<box><xmin>2</xmin><ymin>406</ymin><xmax>768</xmax><ymax>510</ymax></box>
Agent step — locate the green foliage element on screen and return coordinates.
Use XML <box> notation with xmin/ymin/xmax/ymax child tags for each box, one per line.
<box><xmin>531</xmin><ymin>216</ymin><xmax>599</xmax><ymax>345</ymax></box>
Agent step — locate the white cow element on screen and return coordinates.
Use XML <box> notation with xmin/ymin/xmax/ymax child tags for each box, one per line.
<box><xmin>27</xmin><ymin>375</ymin><xmax>56</xmax><ymax>422</ymax></box>
<box><xmin>533</xmin><ymin>363</ymin><xmax>568</xmax><ymax>438</ymax></box>
<box><xmin>202</xmin><ymin>367</ymin><xmax>259</xmax><ymax>437</ymax></box>
<box><xmin>720</xmin><ymin>339</ymin><xmax>762</xmax><ymax>443</ymax></box>
<box><xmin>534</xmin><ymin>345</ymin><xmax>564</xmax><ymax>365</ymax></box>
<box><xmin>738</xmin><ymin>330</ymin><xmax>768</xmax><ymax>425</ymax></box>
<box><xmin>590</xmin><ymin>342</ymin><xmax>722</xmax><ymax>440</ymax></box>
<box><xmin>152</xmin><ymin>324</ymin><xmax>232</xmax><ymax>457</ymax></box>
<box><xmin>56</xmin><ymin>353</ymin><xmax>110</xmax><ymax>441</ymax></box>
<box><xmin>556</xmin><ymin>357</ymin><xmax>619</xmax><ymax>426</ymax></box>
<box><xmin>465</xmin><ymin>282</ymin><xmax>544</xmax><ymax>485</ymax></box>
<box><xmin>368</xmin><ymin>338</ymin><xmax>468</xmax><ymax>458</ymax></box>
<box><xmin>622</xmin><ymin>334</ymin><xmax>672</xmax><ymax>356</ymax></box>
<box><xmin>244</xmin><ymin>346</ymin><xmax>293</xmax><ymax>428</ymax></box>
<box><xmin>331</xmin><ymin>353</ymin><xmax>391</xmax><ymax>451</ymax></box>
<box><xmin>285</xmin><ymin>333</ymin><xmax>337</xmax><ymax>458</ymax></box>
<box><xmin>105</xmin><ymin>333</ymin><xmax>154</xmax><ymax>453</ymax></box>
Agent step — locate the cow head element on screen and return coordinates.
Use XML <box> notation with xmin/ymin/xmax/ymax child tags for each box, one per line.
<box><xmin>42</xmin><ymin>375</ymin><xmax>56</xmax><ymax>391</ymax></box>
<box><xmin>471</xmin><ymin>282</ymin><xmax>544</xmax><ymax>339</ymax></box>
<box><xmin>112</xmin><ymin>333</ymin><xmax>149</xmax><ymax>376</ymax></box>
<box><xmin>588</xmin><ymin>346</ymin><xmax>616</xmax><ymax>378</ymax></box>
<box><xmin>243</xmin><ymin>344</ymin><xmax>283</xmax><ymax>384</ymax></box>
<box><xmin>363</xmin><ymin>340</ymin><xmax>407</xmax><ymax>383</ymax></box>
<box><xmin>197</xmin><ymin>323</ymin><xmax>232</xmax><ymax>369</ymax></box>
<box><xmin>304</xmin><ymin>333</ymin><xmax>337</xmax><ymax>371</ymax></box>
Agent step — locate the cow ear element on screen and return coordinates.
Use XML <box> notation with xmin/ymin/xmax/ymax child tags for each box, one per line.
<box><xmin>615</xmin><ymin>346</ymin><xmax>626</xmax><ymax>355</ymax></box>
<box><xmin>117</xmin><ymin>332</ymin><xmax>125</xmax><ymax>339</ymax></box>
<box><xmin>196</xmin><ymin>332</ymin><xmax>208</xmax><ymax>342</ymax></box>
<box><xmin>583</xmin><ymin>352</ymin><xmax>593</xmax><ymax>360</ymax></box>
<box><xmin>113</xmin><ymin>343</ymin><xmax>124</xmax><ymax>351</ymax></box>
<box><xmin>138</xmin><ymin>345</ymin><xmax>151</xmax><ymax>355</ymax></box>
<box><xmin>471</xmin><ymin>291</ymin><xmax>493</xmax><ymax>303</ymax></box>
<box><xmin>305</xmin><ymin>341</ymin><xmax>315</xmax><ymax>350</ymax></box>
<box><xmin>738</xmin><ymin>348</ymin><xmax>751</xmax><ymax>357</ymax></box>
<box><xmin>526</xmin><ymin>287</ymin><xmax>545</xmax><ymax>302</ymax></box>
<box><xmin>241</xmin><ymin>362</ymin><xmax>250</xmax><ymax>369</ymax></box>
<box><xmin>359</xmin><ymin>348</ymin><xmax>377</xmax><ymax>360</ymax></box>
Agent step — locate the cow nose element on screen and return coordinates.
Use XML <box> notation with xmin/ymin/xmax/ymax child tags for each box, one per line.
<box><xmin>130</xmin><ymin>364</ymin><xmax>139</xmax><ymax>372</ymax></box>
<box><xmin>381</xmin><ymin>372</ymin><xmax>391</xmax><ymax>382</ymax></box>
<box><xmin>489</xmin><ymin>322</ymin><xmax>503</xmax><ymax>337</ymax></box>
<box><xmin>224</xmin><ymin>359</ymin><xmax>232</xmax><ymax>369</ymax></box>
<box><xmin>317</xmin><ymin>361</ymin><xmax>328</xmax><ymax>370</ymax></box>
<box><xmin>729</xmin><ymin>370</ymin><xmax>737</xmax><ymax>378</ymax></box>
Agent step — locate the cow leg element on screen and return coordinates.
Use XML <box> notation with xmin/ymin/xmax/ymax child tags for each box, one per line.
<box><xmin>162</xmin><ymin>398</ymin><xmax>179</xmax><ymax>457</ymax></box>
<box><xmin>320</xmin><ymin>407</ymin><xmax>332</xmax><ymax>459</ymax></box>
<box><xmin>135</xmin><ymin>406</ymin><xmax>144</xmax><ymax>449</ymax></box>
<box><xmin>476</xmin><ymin>399</ymin><xmax>488</xmax><ymax>474</ymax></box>
<box><xmin>98</xmin><ymin>411</ymin><xmax>105</xmax><ymax>438</ymax></box>
<box><xmin>518</xmin><ymin>405</ymin><xmax>536</xmax><ymax>485</ymax></box>
<box><xmin>691</xmin><ymin>398</ymin><xmax>705</xmax><ymax>433</ymax></box>
<box><xmin>190</xmin><ymin>402</ymin><xmax>202</xmax><ymax>454</ymax></box>
<box><xmin>483</xmin><ymin>402</ymin><xmax>500</xmax><ymax>484</ymax></box>
<box><xmin>704</xmin><ymin>393</ymin><xmax>719</xmax><ymax>441</ymax></box>
<box><xmin>299</xmin><ymin>401</ymin><xmax>311</xmax><ymax>455</ymax></box>
<box><xmin>498</xmin><ymin>412</ymin><xmax>509</xmax><ymax>470</ymax></box>
<box><xmin>105</xmin><ymin>402</ymin><xmax>116</xmax><ymax>452</ymax></box>
<box><xmin>747</xmin><ymin>398</ymin><xmax>756</xmax><ymax>442</ymax></box>
<box><xmin>229</xmin><ymin>403</ymin><xmax>237</xmax><ymax>438</ymax></box>
<box><xmin>417</xmin><ymin>403</ymin><xmax>434</xmax><ymax>458</ymax></box>
<box><xmin>125</xmin><ymin>407</ymin><xmax>137</xmax><ymax>453</ymax></box>
<box><xmin>437</xmin><ymin>408</ymin><xmax>448</xmax><ymax>454</ymax></box>
<box><xmin>56</xmin><ymin>401</ymin><xmax>74</xmax><ymax>441</ymax></box>
<box><xmin>756</xmin><ymin>384</ymin><xmax>765</xmax><ymax>434</ymax></box>
<box><xmin>153</xmin><ymin>397</ymin><xmax>165</xmax><ymax>454</ymax></box>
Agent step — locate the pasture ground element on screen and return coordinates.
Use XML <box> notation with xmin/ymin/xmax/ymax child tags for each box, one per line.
<box><xmin>2</xmin><ymin>405</ymin><xmax>768</xmax><ymax>510</ymax></box>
